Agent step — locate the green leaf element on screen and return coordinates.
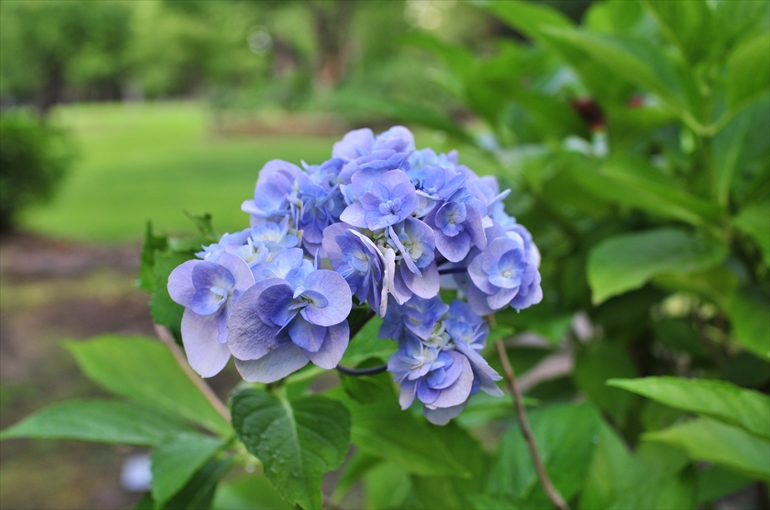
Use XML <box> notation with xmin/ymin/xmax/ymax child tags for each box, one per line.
<box><xmin>486</xmin><ymin>402</ymin><xmax>600</xmax><ymax>503</ymax></box>
<box><xmin>212</xmin><ymin>474</ymin><xmax>294</xmax><ymax>510</ymax></box>
<box><xmin>644</xmin><ymin>418</ymin><xmax>770</xmax><ymax>480</ymax></box>
<box><xmin>363</xmin><ymin>461</ymin><xmax>414</xmax><ymax>510</ymax></box>
<box><xmin>340</xmin><ymin>315</ymin><xmax>397</xmax><ymax>366</ymax></box>
<box><xmin>332</xmin><ymin>451</ymin><xmax>382</xmax><ymax>504</ymax></box>
<box><xmin>0</xmin><ymin>399</ymin><xmax>192</xmax><ymax>445</ymax></box>
<box><xmin>540</xmin><ymin>29</ymin><xmax>695</xmax><ymax>121</ymax></box>
<box><xmin>481</xmin><ymin>0</ymin><xmax>573</xmax><ymax>44</ymax></box>
<box><xmin>161</xmin><ymin>457</ymin><xmax>233</xmax><ymax>510</ymax></box>
<box><xmin>130</xmin><ymin>458</ymin><xmax>232</xmax><ymax>510</ymax></box>
<box><xmin>139</xmin><ymin>221</ymin><xmax>168</xmax><ymax>292</ymax></box>
<box><xmin>729</xmin><ymin>287</ymin><xmax>770</xmax><ymax>360</ymax></box>
<box><xmin>230</xmin><ymin>388</ymin><xmax>351</xmax><ymax>510</ymax></box>
<box><xmin>581</xmin><ymin>421</ymin><xmax>697</xmax><ymax>510</ymax></box>
<box><xmin>66</xmin><ymin>336</ymin><xmax>230</xmax><ymax>436</ymax></box>
<box><xmin>150</xmin><ymin>251</ymin><xmax>191</xmax><ymax>341</ymax></box>
<box><xmin>641</xmin><ymin>0</ymin><xmax>713</xmax><ymax>65</ymax></box>
<box><xmin>569</xmin><ymin>156</ymin><xmax>723</xmax><ymax>226</ymax></box>
<box><xmin>607</xmin><ymin>376</ymin><xmax>770</xmax><ymax>439</ymax></box>
<box><xmin>151</xmin><ymin>432</ymin><xmax>227</xmax><ymax>507</ymax></box>
<box><xmin>410</xmin><ymin>423</ymin><xmax>490</xmax><ymax>510</ymax></box>
<box><xmin>340</xmin><ymin>359</ymin><xmax>395</xmax><ymax>404</ymax></box>
<box><xmin>696</xmin><ymin>465</ymin><xmax>754</xmax><ymax>505</ymax></box>
<box><xmin>733</xmin><ymin>201</ymin><xmax>770</xmax><ymax>266</ymax></box>
<box><xmin>573</xmin><ymin>342</ymin><xmax>638</xmax><ymax>425</ymax></box>
<box><xmin>342</xmin><ymin>394</ymin><xmax>469</xmax><ymax>478</ymax></box>
<box><xmin>587</xmin><ymin>228</ymin><xmax>727</xmax><ymax>304</ymax></box>
<box><xmin>726</xmin><ymin>33</ymin><xmax>770</xmax><ymax>115</ymax></box>
<box><xmin>183</xmin><ymin>211</ymin><xmax>217</xmax><ymax>241</ymax></box>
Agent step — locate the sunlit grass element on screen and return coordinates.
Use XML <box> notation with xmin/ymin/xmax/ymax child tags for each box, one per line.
<box><xmin>21</xmin><ymin>101</ymin><xmax>499</xmax><ymax>243</ymax></box>
<box><xmin>22</xmin><ymin>102</ymin><xmax>340</xmax><ymax>242</ymax></box>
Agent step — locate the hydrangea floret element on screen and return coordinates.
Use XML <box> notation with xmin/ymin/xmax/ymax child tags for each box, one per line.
<box><xmin>168</xmin><ymin>126</ymin><xmax>542</xmax><ymax>425</ymax></box>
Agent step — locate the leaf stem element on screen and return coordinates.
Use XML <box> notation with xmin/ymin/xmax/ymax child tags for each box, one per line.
<box><xmin>492</xmin><ymin>320</ymin><xmax>569</xmax><ymax>510</ymax></box>
<box><xmin>153</xmin><ymin>324</ymin><xmax>231</xmax><ymax>425</ymax></box>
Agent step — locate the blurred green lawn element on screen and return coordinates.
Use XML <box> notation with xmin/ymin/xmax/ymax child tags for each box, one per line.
<box><xmin>22</xmin><ymin>102</ymin><xmax>341</xmax><ymax>242</ymax></box>
<box><xmin>21</xmin><ymin>102</ymin><xmax>495</xmax><ymax>243</ymax></box>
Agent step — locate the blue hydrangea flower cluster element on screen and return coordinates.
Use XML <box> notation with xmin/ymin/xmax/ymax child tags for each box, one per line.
<box><xmin>168</xmin><ymin>126</ymin><xmax>542</xmax><ymax>424</ymax></box>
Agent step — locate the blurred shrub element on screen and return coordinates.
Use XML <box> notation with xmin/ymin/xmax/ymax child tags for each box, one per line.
<box><xmin>0</xmin><ymin>113</ymin><xmax>76</xmax><ymax>233</ymax></box>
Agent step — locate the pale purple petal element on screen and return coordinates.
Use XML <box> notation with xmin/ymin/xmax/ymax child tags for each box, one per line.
<box><xmin>435</xmin><ymin>230</ymin><xmax>471</xmax><ymax>263</ymax></box>
<box><xmin>227</xmin><ymin>282</ymin><xmax>286</xmax><ymax>360</ymax></box>
<box><xmin>288</xmin><ymin>317</ymin><xmax>327</xmax><ymax>352</ymax></box>
<box><xmin>487</xmin><ymin>286</ymin><xmax>518</xmax><ymax>310</ymax></box>
<box><xmin>255</xmin><ymin>282</ymin><xmax>294</xmax><ymax>327</ymax></box>
<box><xmin>401</xmin><ymin>261</ymin><xmax>439</xmax><ymax>299</ymax></box>
<box><xmin>465</xmin><ymin>206</ymin><xmax>487</xmax><ymax>250</ymax></box>
<box><xmin>181</xmin><ymin>309</ymin><xmax>231</xmax><ymax>378</ymax></box>
<box><xmin>301</xmin><ymin>322</ymin><xmax>349</xmax><ymax>369</ymax></box>
<box><xmin>192</xmin><ymin>262</ymin><xmax>235</xmax><ymax>291</ymax></box>
<box><xmin>399</xmin><ymin>379</ymin><xmax>417</xmax><ymax>409</ymax></box>
<box><xmin>424</xmin><ymin>402</ymin><xmax>467</xmax><ymax>426</ymax></box>
<box><xmin>168</xmin><ymin>260</ymin><xmax>200</xmax><ymax>308</ymax></box>
<box><xmin>302</xmin><ymin>270</ymin><xmax>352</xmax><ymax>326</ymax></box>
<box><xmin>216</xmin><ymin>253</ymin><xmax>255</xmax><ymax>293</ymax></box>
<box><xmin>191</xmin><ymin>289</ymin><xmax>225</xmax><ymax>316</ymax></box>
<box><xmin>234</xmin><ymin>344</ymin><xmax>309</xmax><ymax>383</ymax></box>
<box><xmin>340</xmin><ymin>202</ymin><xmax>367</xmax><ymax>228</ymax></box>
<box><xmin>468</xmin><ymin>253</ymin><xmax>497</xmax><ymax>294</ymax></box>
<box><xmin>333</xmin><ymin>128</ymin><xmax>374</xmax><ymax>160</ymax></box>
<box><xmin>467</xmin><ymin>282</ymin><xmax>496</xmax><ymax>316</ymax></box>
<box><xmin>430</xmin><ymin>352</ymin><xmax>473</xmax><ymax>408</ymax></box>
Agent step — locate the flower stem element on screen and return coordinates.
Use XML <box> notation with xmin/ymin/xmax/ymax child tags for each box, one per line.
<box><xmin>154</xmin><ymin>324</ymin><xmax>231</xmax><ymax>425</ymax></box>
<box><xmin>493</xmin><ymin>326</ymin><xmax>569</xmax><ymax>510</ymax></box>
<box><xmin>335</xmin><ymin>364</ymin><xmax>388</xmax><ymax>376</ymax></box>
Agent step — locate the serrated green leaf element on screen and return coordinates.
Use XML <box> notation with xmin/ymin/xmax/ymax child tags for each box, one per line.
<box><xmin>139</xmin><ymin>221</ymin><xmax>168</xmax><ymax>293</ymax></box>
<box><xmin>726</xmin><ymin>33</ymin><xmax>770</xmax><ymax>115</ymax></box>
<box><xmin>486</xmin><ymin>402</ymin><xmax>600</xmax><ymax>503</ymax></box>
<box><xmin>151</xmin><ymin>432</ymin><xmax>227</xmax><ymax>507</ymax></box>
<box><xmin>343</xmin><ymin>395</ymin><xmax>470</xmax><ymax>478</ymax></box>
<box><xmin>587</xmin><ymin>228</ymin><xmax>727</xmax><ymax>304</ymax></box>
<box><xmin>0</xmin><ymin>399</ymin><xmax>192</xmax><ymax>445</ymax></box>
<box><xmin>151</xmin><ymin>251</ymin><xmax>191</xmax><ymax>341</ymax></box>
<box><xmin>66</xmin><ymin>336</ymin><xmax>230</xmax><ymax>436</ymax></box>
<box><xmin>607</xmin><ymin>376</ymin><xmax>770</xmax><ymax>439</ymax></box>
<box><xmin>231</xmin><ymin>388</ymin><xmax>351</xmax><ymax>510</ymax></box>
<box><xmin>733</xmin><ymin>201</ymin><xmax>770</xmax><ymax>266</ymax></box>
<box><xmin>644</xmin><ymin>418</ymin><xmax>770</xmax><ymax>480</ymax></box>
<box><xmin>729</xmin><ymin>287</ymin><xmax>770</xmax><ymax>360</ymax></box>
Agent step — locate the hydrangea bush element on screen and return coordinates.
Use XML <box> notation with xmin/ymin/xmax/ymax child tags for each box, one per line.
<box><xmin>168</xmin><ymin>125</ymin><xmax>542</xmax><ymax>425</ymax></box>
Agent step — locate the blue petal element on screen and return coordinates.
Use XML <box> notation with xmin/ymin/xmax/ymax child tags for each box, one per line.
<box><xmin>301</xmin><ymin>270</ymin><xmax>352</xmax><ymax>326</ymax></box>
<box><xmin>167</xmin><ymin>260</ymin><xmax>200</xmax><ymax>308</ymax></box>
<box><xmin>234</xmin><ymin>344</ymin><xmax>309</xmax><ymax>383</ymax></box>
<box><xmin>288</xmin><ymin>317</ymin><xmax>327</xmax><ymax>352</ymax></box>
<box><xmin>181</xmin><ymin>309</ymin><xmax>231</xmax><ymax>378</ymax></box>
<box><xmin>301</xmin><ymin>322</ymin><xmax>349</xmax><ymax>369</ymax></box>
<box><xmin>192</xmin><ymin>261</ymin><xmax>235</xmax><ymax>291</ymax></box>
<box><xmin>429</xmin><ymin>351</ymin><xmax>473</xmax><ymax>408</ymax></box>
<box><xmin>191</xmin><ymin>288</ymin><xmax>226</xmax><ymax>316</ymax></box>
<box><xmin>226</xmin><ymin>282</ymin><xmax>287</xmax><ymax>360</ymax></box>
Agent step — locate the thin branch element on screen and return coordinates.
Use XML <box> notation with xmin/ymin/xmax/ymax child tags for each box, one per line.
<box><xmin>493</xmin><ymin>328</ymin><xmax>569</xmax><ymax>510</ymax></box>
<box><xmin>154</xmin><ymin>324</ymin><xmax>231</xmax><ymax>424</ymax></box>
<box><xmin>335</xmin><ymin>364</ymin><xmax>388</xmax><ymax>376</ymax></box>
